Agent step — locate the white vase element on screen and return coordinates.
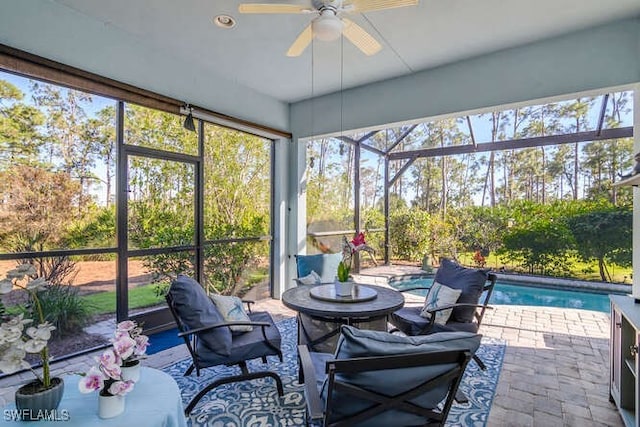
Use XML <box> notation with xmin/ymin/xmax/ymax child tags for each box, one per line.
<box><xmin>98</xmin><ymin>394</ymin><xmax>125</xmax><ymax>419</ymax></box>
<box><xmin>334</xmin><ymin>280</ymin><xmax>353</xmax><ymax>297</ymax></box>
<box><xmin>121</xmin><ymin>361</ymin><xmax>141</xmax><ymax>383</ymax></box>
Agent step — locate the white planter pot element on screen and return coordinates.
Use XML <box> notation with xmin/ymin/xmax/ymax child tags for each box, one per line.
<box><xmin>121</xmin><ymin>361</ymin><xmax>141</xmax><ymax>383</ymax></box>
<box><xmin>98</xmin><ymin>394</ymin><xmax>125</xmax><ymax>419</ymax></box>
<box><xmin>334</xmin><ymin>280</ymin><xmax>354</xmax><ymax>297</ymax></box>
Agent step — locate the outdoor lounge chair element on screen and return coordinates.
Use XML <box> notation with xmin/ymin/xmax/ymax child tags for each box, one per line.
<box><xmin>165</xmin><ymin>275</ymin><xmax>284</xmax><ymax>415</ymax></box>
<box><xmin>298</xmin><ymin>325</ymin><xmax>480</xmax><ymax>427</ymax></box>
<box><xmin>294</xmin><ymin>252</ymin><xmax>342</xmax><ymax>285</ymax></box>
<box><xmin>388</xmin><ymin>258</ymin><xmax>496</xmax><ymax>402</ymax></box>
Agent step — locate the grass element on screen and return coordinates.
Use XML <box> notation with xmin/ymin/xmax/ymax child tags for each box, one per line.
<box><xmin>456</xmin><ymin>252</ymin><xmax>632</xmax><ymax>284</ymax></box>
<box><xmin>78</xmin><ymin>268</ymin><xmax>269</xmax><ymax>315</ymax></box>
<box><xmin>80</xmin><ymin>284</ymin><xmax>164</xmax><ymax>315</ymax></box>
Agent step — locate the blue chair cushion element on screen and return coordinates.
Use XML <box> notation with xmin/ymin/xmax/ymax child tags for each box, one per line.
<box><xmin>390</xmin><ymin>306</ymin><xmax>480</xmax><ymax>336</ymax></box>
<box><xmin>296</xmin><ymin>253</ymin><xmax>342</xmax><ymax>283</ymax></box>
<box><xmin>320</xmin><ymin>326</ymin><xmax>481</xmax><ymax>427</ymax></box>
<box><xmin>168</xmin><ymin>275</ymin><xmax>232</xmax><ymax>357</ymax></box>
<box><xmin>196</xmin><ymin>311</ymin><xmax>282</xmax><ymax>367</ymax></box>
<box><xmin>435</xmin><ymin>258</ymin><xmax>489</xmax><ymax>323</ymax></box>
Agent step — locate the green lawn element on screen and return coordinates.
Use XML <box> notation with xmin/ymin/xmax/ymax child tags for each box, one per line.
<box><xmin>80</xmin><ymin>284</ymin><xmax>164</xmax><ymax>315</ymax></box>
<box><xmin>456</xmin><ymin>252</ymin><xmax>632</xmax><ymax>284</ymax></box>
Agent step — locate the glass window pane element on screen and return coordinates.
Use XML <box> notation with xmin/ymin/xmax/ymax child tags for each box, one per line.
<box><xmin>203</xmin><ymin>124</ymin><xmax>271</xmax><ymax>240</ymax></box>
<box><xmin>127</xmin><ymin>253</ymin><xmax>194</xmax><ymax>313</ymax></box>
<box><xmin>124</xmin><ymin>104</ymin><xmax>198</xmax><ymax>155</ymax></box>
<box><xmin>203</xmin><ymin>240</ymin><xmax>270</xmax><ymax>296</ymax></box>
<box><xmin>306</xmin><ymin>138</ymin><xmax>354</xmax><ymax>254</ymax></box>
<box><xmin>127</xmin><ymin>156</ymin><xmax>195</xmax><ymax>249</ymax></box>
<box><xmin>0</xmin><ymin>72</ymin><xmax>117</xmax><ymax>252</ymax></box>
<box><xmin>0</xmin><ymin>257</ymin><xmax>116</xmax><ymax>362</ymax></box>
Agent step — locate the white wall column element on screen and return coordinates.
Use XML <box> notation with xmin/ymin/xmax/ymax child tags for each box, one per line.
<box><xmin>271</xmin><ymin>138</ymin><xmax>290</xmax><ymax>299</ymax></box>
<box><xmin>280</xmin><ymin>136</ymin><xmax>308</xmax><ymax>297</ymax></box>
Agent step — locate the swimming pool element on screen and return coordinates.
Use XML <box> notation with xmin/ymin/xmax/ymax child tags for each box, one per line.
<box><xmin>390</xmin><ymin>277</ymin><xmax>616</xmax><ymax>313</ymax></box>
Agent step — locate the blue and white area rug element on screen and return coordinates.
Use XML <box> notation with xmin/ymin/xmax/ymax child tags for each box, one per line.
<box><xmin>163</xmin><ymin>318</ymin><xmax>505</xmax><ymax>427</ymax></box>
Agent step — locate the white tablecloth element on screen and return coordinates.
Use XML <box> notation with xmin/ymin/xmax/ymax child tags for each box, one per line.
<box><xmin>1</xmin><ymin>367</ymin><xmax>187</xmax><ymax>426</ymax></box>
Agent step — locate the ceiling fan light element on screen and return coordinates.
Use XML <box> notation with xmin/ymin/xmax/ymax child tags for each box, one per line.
<box><xmin>312</xmin><ymin>15</ymin><xmax>343</xmax><ymax>41</ymax></box>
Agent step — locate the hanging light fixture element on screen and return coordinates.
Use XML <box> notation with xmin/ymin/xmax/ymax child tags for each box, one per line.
<box><xmin>183</xmin><ymin>104</ymin><xmax>196</xmax><ymax>132</ymax></box>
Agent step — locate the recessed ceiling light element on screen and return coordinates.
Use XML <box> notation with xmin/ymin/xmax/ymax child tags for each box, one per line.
<box><xmin>214</xmin><ymin>15</ymin><xmax>236</xmax><ymax>29</ymax></box>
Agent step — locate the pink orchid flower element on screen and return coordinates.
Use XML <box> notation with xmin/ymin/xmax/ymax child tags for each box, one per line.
<box><xmin>112</xmin><ymin>335</ymin><xmax>136</xmax><ymax>360</ymax></box>
<box><xmin>108</xmin><ymin>380</ymin><xmax>134</xmax><ymax>396</ymax></box>
<box><xmin>116</xmin><ymin>320</ymin><xmax>136</xmax><ymax>332</ymax></box>
<box><xmin>351</xmin><ymin>232</ymin><xmax>366</xmax><ymax>248</ymax></box>
<box><xmin>78</xmin><ymin>366</ymin><xmax>105</xmax><ymax>393</ymax></box>
<box><xmin>99</xmin><ymin>361</ymin><xmax>122</xmax><ymax>380</ymax></box>
<box><xmin>99</xmin><ymin>348</ymin><xmax>122</xmax><ymax>367</ymax></box>
<box><xmin>134</xmin><ymin>335</ymin><xmax>149</xmax><ymax>356</ymax></box>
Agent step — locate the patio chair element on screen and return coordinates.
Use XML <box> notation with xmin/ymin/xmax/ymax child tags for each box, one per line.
<box><xmin>165</xmin><ymin>275</ymin><xmax>284</xmax><ymax>415</ymax></box>
<box><xmin>299</xmin><ymin>325</ymin><xmax>480</xmax><ymax>427</ymax></box>
<box><xmin>388</xmin><ymin>258</ymin><xmax>496</xmax><ymax>400</ymax></box>
<box><xmin>294</xmin><ymin>252</ymin><xmax>342</xmax><ymax>285</ymax></box>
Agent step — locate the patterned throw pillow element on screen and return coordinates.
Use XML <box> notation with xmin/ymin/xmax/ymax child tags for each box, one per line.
<box><xmin>420</xmin><ymin>281</ymin><xmax>462</xmax><ymax>325</ymax></box>
<box><xmin>209</xmin><ymin>294</ymin><xmax>253</xmax><ymax>333</ymax></box>
<box><xmin>298</xmin><ymin>270</ymin><xmax>321</xmax><ymax>285</ymax></box>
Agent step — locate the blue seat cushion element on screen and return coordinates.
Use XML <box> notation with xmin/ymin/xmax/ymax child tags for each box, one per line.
<box><xmin>196</xmin><ymin>311</ymin><xmax>281</xmax><ymax>367</ymax></box>
<box><xmin>320</xmin><ymin>326</ymin><xmax>481</xmax><ymax>427</ymax></box>
<box><xmin>390</xmin><ymin>306</ymin><xmax>479</xmax><ymax>336</ymax></box>
<box><xmin>435</xmin><ymin>258</ymin><xmax>489</xmax><ymax>323</ymax></box>
<box><xmin>168</xmin><ymin>275</ymin><xmax>232</xmax><ymax>357</ymax></box>
<box><xmin>296</xmin><ymin>253</ymin><xmax>342</xmax><ymax>283</ymax></box>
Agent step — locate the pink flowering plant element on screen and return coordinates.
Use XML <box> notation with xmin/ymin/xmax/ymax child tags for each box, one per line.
<box><xmin>78</xmin><ymin>320</ymin><xmax>148</xmax><ymax>397</ymax></box>
<box><xmin>337</xmin><ymin>232</ymin><xmax>376</xmax><ymax>282</ymax></box>
<box><xmin>112</xmin><ymin>320</ymin><xmax>149</xmax><ymax>368</ymax></box>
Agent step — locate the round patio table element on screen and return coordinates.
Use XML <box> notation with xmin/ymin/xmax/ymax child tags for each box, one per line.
<box><xmin>282</xmin><ymin>284</ymin><xmax>404</xmax><ymax>352</ymax></box>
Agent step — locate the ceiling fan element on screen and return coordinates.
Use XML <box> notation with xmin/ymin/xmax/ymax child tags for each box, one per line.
<box><xmin>238</xmin><ymin>0</ymin><xmax>418</xmax><ymax>57</ymax></box>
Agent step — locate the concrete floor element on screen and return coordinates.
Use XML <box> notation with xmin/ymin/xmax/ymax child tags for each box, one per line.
<box><xmin>0</xmin><ymin>266</ymin><xmax>624</xmax><ymax>426</ymax></box>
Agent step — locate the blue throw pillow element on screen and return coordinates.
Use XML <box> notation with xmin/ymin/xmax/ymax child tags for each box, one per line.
<box><xmin>168</xmin><ymin>275</ymin><xmax>232</xmax><ymax>357</ymax></box>
<box><xmin>296</xmin><ymin>253</ymin><xmax>342</xmax><ymax>283</ymax></box>
<box><xmin>434</xmin><ymin>258</ymin><xmax>489</xmax><ymax>323</ymax></box>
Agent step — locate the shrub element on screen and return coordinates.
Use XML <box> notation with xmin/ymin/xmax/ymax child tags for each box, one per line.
<box><xmin>34</xmin><ymin>283</ymin><xmax>91</xmax><ymax>338</ymax></box>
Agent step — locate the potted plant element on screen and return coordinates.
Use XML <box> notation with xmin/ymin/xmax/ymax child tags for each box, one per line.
<box><xmin>112</xmin><ymin>320</ymin><xmax>149</xmax><ymax>382</ymax></box>
<box><xmin>78</xmin><ymin>319</ymin><xmax>147</xmax><ymax>418</ymax></box>
<box><xmin>335</xmin><ymin>232</ymin><xmax>374</xmax><ymax>296</ymax></box>
<box><xmin>0</xmin><ymin>264</ymin><xmax>63</xmax><ymax>418</ymax></box>
<box><xmin>78</xmin><ymin>347</ymin><xmax>135</xmax><ymax>418</ymax></box>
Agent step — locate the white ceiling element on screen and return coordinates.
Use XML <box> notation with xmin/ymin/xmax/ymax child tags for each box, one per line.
<box><xmin>18</xmin><ymin>0</ymin><xmax>640</xmax><ymax>104</ymax></box>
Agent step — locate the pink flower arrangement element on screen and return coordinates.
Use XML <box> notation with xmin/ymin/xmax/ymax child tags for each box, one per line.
<box><xmin>112</xmin><ymin>320</ymin><xmax>149</xmax><ymax>367</ymax></box>
<box><xmin>78</xmin><ymin>349</ymin><xmax>134</xmax><ymax>397</ymax></box>
<box><xmin>337</xmin><ymin>232</ymin><xmax>375</xmax><ymax>282</ymax></box>
<box><xmin>78</xmin><ymin>320</ymin><xmax>149</xmax><ymax>397</ymax></box>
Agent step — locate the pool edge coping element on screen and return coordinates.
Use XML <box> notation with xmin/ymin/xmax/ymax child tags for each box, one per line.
<box><xmin>381</xmin><ymin>270</ymin><xmax>631</xmax><ymax>295</ymax></box>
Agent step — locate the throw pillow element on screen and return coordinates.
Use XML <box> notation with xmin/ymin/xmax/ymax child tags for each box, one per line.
<box><xmin>435</xmin><ymin>258</ymin><xmax>489</xmax><ymax>322</ymax></box>
<box><xmin>420</xmin><ymin>281</ymin><xmax>462</xmax><ymax>325</ymax></box>
<box><xmin>168</xmin><ymin>275</ymin><xmax>231</xmax><ymax>356</ymax></box>
<box><xmin>298</xmin><ymin>270</ymin><xmax>322</xmax><ymax>285</ymax></box>
<box><xmin>295</xmin><ymin>253</ymin><xmax>342</xmax><ymax>283</ymax></box>
<box><xmin>209</xmin><ymin>294</ymin><xmax>253</xmax><ymax>333</ymax></box>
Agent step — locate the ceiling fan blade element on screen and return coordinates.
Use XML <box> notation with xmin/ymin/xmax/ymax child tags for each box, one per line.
<box><xmin>238</xmin><ymin>3</ymin><xmax>309</xmax><ymax>14</ymax></box>
<box><xmin>287</xmin><ymin>24</ymin><xmax>313</xmax><ymax>57</ymax></box>
<box><xmin>345</xmin><ymin>0</ymin><xmax>418</xmax><ymax>13</ymax></box>
<box><xmin>341</xmin><ymin>18</ymin><xmax>382</xmax><ymax>56</ymax></box>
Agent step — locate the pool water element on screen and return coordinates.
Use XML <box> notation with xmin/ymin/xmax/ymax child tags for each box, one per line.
<box><xmin>391</xmin><ymin>278</ymin><xmax>614</xmax><ymax>313</ymax></box>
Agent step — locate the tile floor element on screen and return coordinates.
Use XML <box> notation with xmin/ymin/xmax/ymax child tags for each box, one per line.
<box><xmin>0</xmin><ymin>267</ymin><xmax>624</xmax><ymax>426</ymax></box>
